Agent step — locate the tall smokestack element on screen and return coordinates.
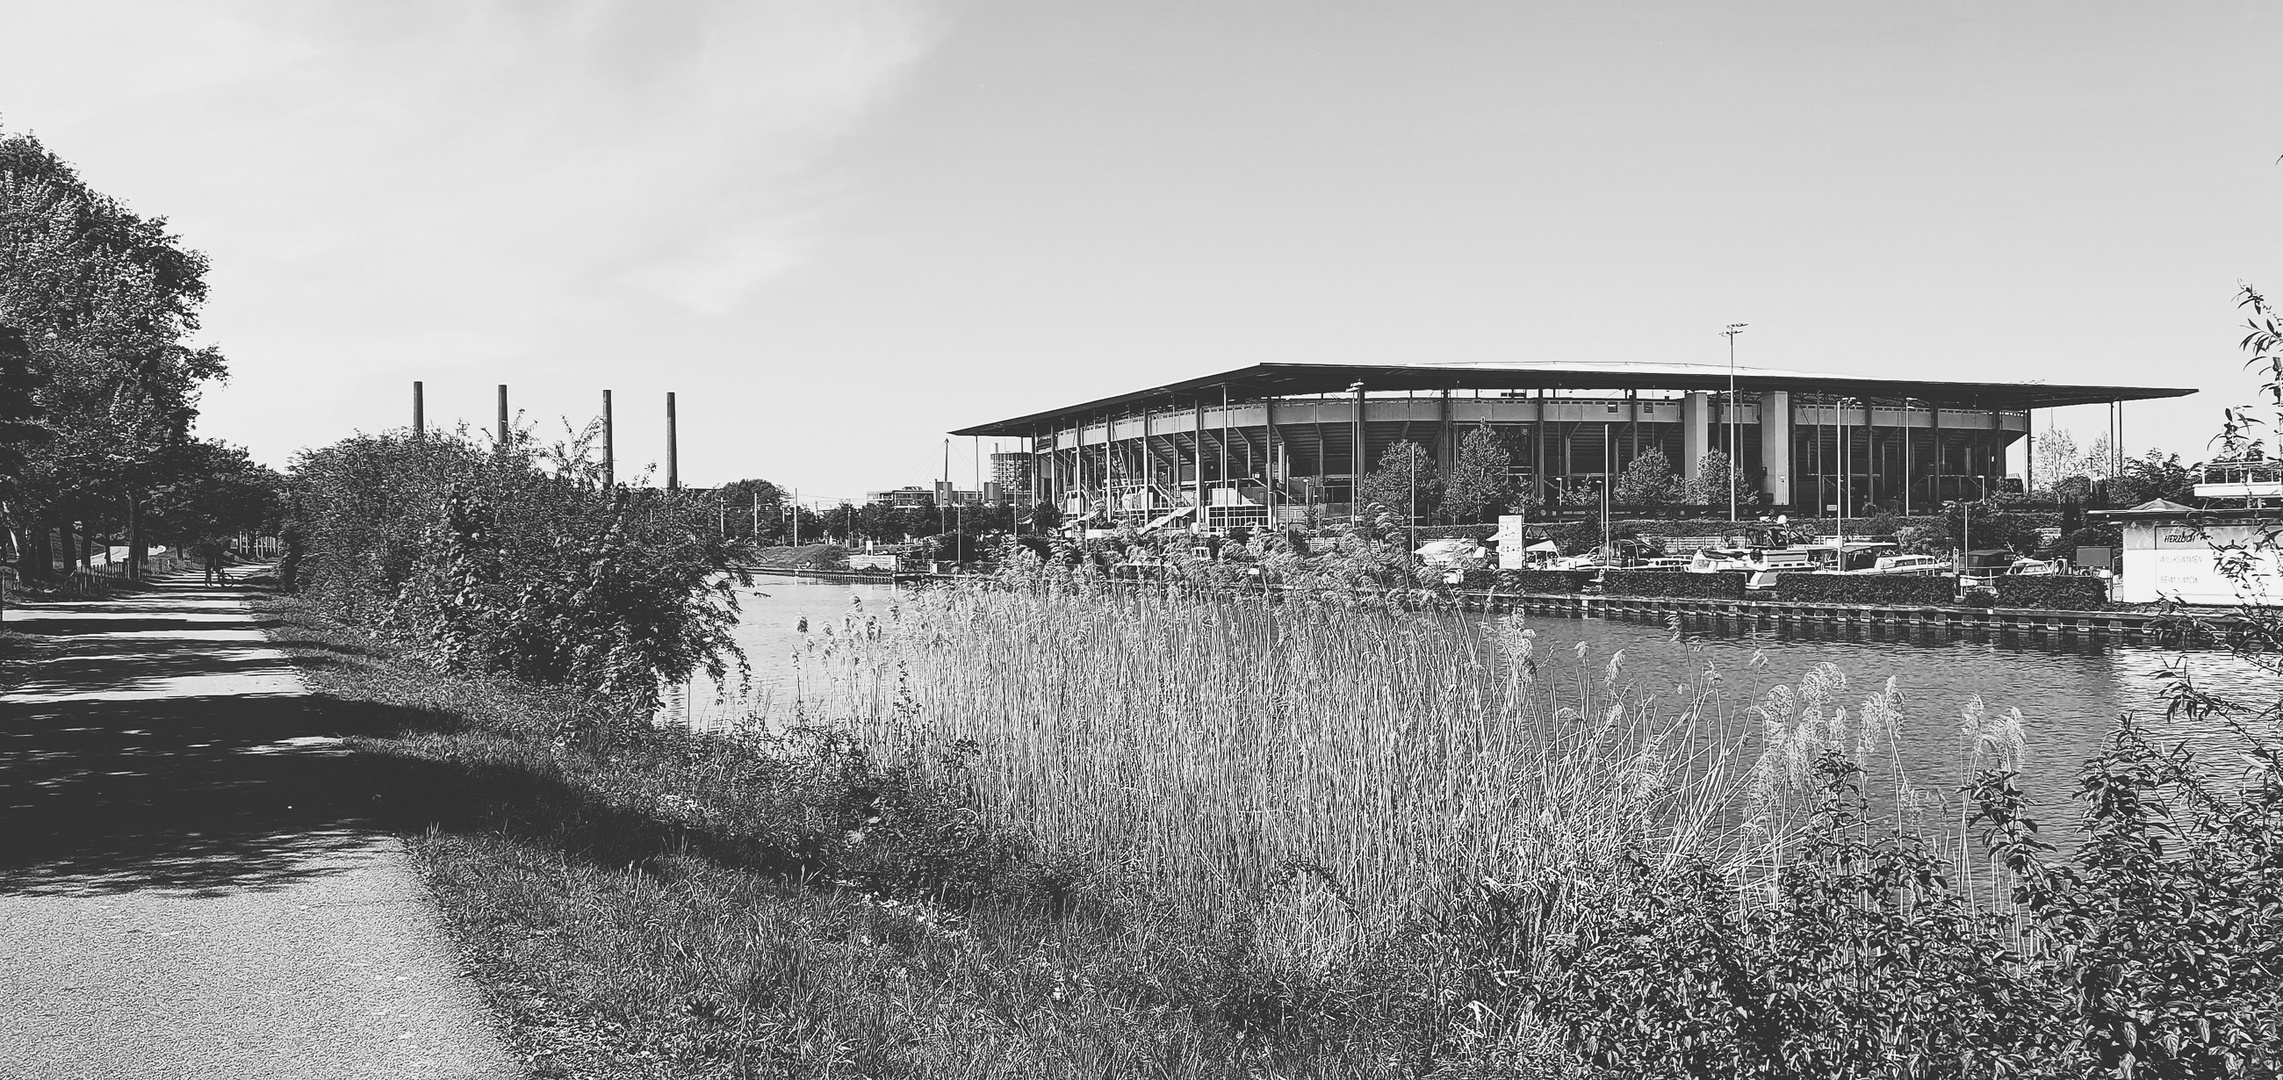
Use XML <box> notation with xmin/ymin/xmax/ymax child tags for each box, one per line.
<box><xmin>602</xmin><ymin>389</ymin><xmax>614</xmax><ymax>487</ymax></box>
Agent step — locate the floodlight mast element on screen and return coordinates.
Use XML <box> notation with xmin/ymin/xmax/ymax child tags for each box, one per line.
<box><xmin>1722</xmin><ymin>324</ymin><xmax>1748</xmax><ymax>523</ymax></box>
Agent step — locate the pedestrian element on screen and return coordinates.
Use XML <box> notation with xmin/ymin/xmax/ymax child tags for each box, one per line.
<box><xmin>200</xmin><ymin>540</ymin><xmax>227</xmax><ymax>586</ymax></box>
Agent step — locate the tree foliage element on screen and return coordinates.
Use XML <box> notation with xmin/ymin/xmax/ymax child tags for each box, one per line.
<box><xmin>1683</xmin><ymin>449</ymin><xmax>1751</xmax><ymax>506</ymax></box>
<box><xmin>1356</xmin><ymin>440</ymin><xmax>1442</xmax><ymax>522</ymax></box>
<box><xmin>1443</xmin><ymin>423</ymin><xmax>1515</xmax><ymax>523</ymax></box>
<box><xmin>1</xmin><ymin>128</ymin><xmax>229</xmax><ymax>576</ymax></box>
<box><xmin>1612</xmin><ymin>447</ymin><xmax>1682</xmax><ymax>508</ymax></box>
<box><xmin>2110</xmin><ymin>449</ymin><xmax>2195</xmax><ymax>506</ymax></box>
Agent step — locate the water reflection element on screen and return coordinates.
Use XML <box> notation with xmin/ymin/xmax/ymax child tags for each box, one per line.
<box><xmin>665</xmin><ymin>580</ymin><xmax>2276</xmax><ymax>811</ymax></box>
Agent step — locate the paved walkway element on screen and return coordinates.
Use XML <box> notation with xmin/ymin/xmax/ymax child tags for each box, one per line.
<box><xmin>0</xmin><ymin>571</ymin><xmax>516</xmax><ymax>1080</ymax></box>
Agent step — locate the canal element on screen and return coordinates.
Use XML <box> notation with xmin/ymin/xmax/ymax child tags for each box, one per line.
<box><xmin>664</xmin><ymin>577</ymin><xmax>2274</xmax><ymax>810</ymax></box>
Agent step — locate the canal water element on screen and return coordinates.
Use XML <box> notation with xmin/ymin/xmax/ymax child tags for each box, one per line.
<box><xmin>664</xmin><ymin>576</ymin><xmax>2276</xmax><ymax>810</ymax></box>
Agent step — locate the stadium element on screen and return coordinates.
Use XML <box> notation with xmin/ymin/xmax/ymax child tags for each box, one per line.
<box><xmin>952</xmin><ymin>361</ymin><xmax>2195</xmax><ymax>529</ymax></box>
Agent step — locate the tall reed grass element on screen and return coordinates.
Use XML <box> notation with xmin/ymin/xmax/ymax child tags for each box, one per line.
<box><xmin>764</xmin><ymin>579</ymin><xmax>1836</xmax><ymax>971</ymax></box>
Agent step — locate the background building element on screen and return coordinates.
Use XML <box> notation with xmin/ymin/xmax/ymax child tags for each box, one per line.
<box><xmin>953</xmin><ymin>360</ymin><xmax>2193</xmax><ymax>529</ymax></box>
<box><xmin>865</xmin><ymin>485</ymin><xmax>987</xmax><ymax>509</ymax></box>
<box><xmin>990</xmin><ymin>452</ymin><xmax>1031</xmax><ymax>501</ymax></box>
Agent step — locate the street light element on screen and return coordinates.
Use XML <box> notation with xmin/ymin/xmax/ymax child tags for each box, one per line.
<box><xmin>1721</xmin><ymin>323</ymin><xmax>1748</xmax><ymax>523</ymax></box>
<box><xmin>1836</xmin><ymin>396</ymin><xmax>1854</xmax><ymax>563</ymax></box>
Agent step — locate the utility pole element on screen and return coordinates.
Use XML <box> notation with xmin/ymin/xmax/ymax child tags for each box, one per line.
<box><xmin>602</xmin><ymin>389</ymin><xmax>614</xmax><ymax>488</ymax></box>
<box><xmin>497</xmin><ymin>384</ymin><xmax>509</xmax><ymax>449</ymax></box>
<box><xmin>413</xmin><ymin>381</ymin><xmax>424</xmax><ymax>440</ymax></box>
<box><xmin>665</xmin><ymin>392</ymin><xmax>680</xmax><ymax>492</ymax></box>
<box><xmin>1721</xmin><ymin>324</ymin><xmax>1747</xmax><ymax>523</ymax></box>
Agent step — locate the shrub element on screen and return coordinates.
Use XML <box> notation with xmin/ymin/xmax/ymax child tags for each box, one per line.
<box><xmin>1496</xmin><ymin>569</ymin><xmax>1595</xmax><ymax>594</ymax></box>
<box><xmin>1412</xmin><ymin>524</ymin><xmax>1497</xmax><ymax>542</ymax></box>
<box><xmin>1993</xmin><ymin>575</ymin><xmax>2110</xmax><ymax>610</ymax></box>
<box><xmin>1536</xmin><ymin>728</ymin><xmax>2283</xmax><ymax>1078</ymax></box>
<box><xmin>1774</xmin><ymin>573</ymin><xmax>1956</xmax><ymax>606</ymax></box>
<box><xmin>1537</xmin><ymin>756</ymin><xmax>2053</xmax><ymax>1078</ymax></box>
<box><xmin>1601</xmin><ymin>570</ymin><xmax>1746</xmax><ymax>599</ymax></box>
<box><xmin>288</xmin><ymin>429</ymin><xmax>747</xmax><ymax>717</ymax></box>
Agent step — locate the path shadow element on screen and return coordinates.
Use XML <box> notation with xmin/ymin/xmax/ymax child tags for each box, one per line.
<box><xmin>7</xmin><ymin>617</ymin><xmax>286</xmax><ymax>635</ymax></box>
<box><xmin>0</xmin><ymin>693</ymin><xmax>463</xmax><ymax>897</ymax></box>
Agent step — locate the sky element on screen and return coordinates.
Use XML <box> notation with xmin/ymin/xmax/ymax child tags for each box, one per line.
<box><xmin>3</xmin><ymin>1</ymin><xmax>2279</xmax><ymax>505</ymax></box>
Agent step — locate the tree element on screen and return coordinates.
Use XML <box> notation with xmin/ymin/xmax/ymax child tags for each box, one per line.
<box><xmin>713</xmin><ymin>478</ymin><xmax>783</xmax><ymax>542</ymax></box>
<box><xmin>2111</xmin><ymin>449</ymin><xmax>2195</xmax><ymax>506</ymax></box>
<box><xmin>853</xmin><ymin>500</ymin><xmax>902</xmax><ymax>542</ymax></box>
<box><xmin>1613</xmin><ymin>447</ymin><xmax>1682</xmax><ymax>509</ymax></box>
<box><xmin>1443</xmin><ymin>423</ymin><xmax>1515</xmax><ymax>523</ymax></box>
<box><xmin>1684</xmin><ymin>450</ymin><xmax>1751</xmax><ymax>506</ymax></box>
<box><xmin>2031</xmin><ymin>426</ymin><xmax>2081</xmax><ymax>496</ymax></box>
<box><xmin>2</xmin><ymin>129</ymin><xmax>227</xmax><ymax>579</ymax></box>
<box><xmin>146</xmin><ymin>439</ymin><xmax>283</xmax><ymax>546</ymax></box>
<box><xmin>2079</xmin><ymin>434</ymin><xmax>2116</xmax><ymax>484</ymax></box>
<box><xmin>1356</xmin><ymin>441</ymin><xmax>1442</xmax><ymax>522</ymax></box>
<box><xmin>0</xmin><ymin>327</ymin><xmax>43</xmax><ymax>511</ymax></box>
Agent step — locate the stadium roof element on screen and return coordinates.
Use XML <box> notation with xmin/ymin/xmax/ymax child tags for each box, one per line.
<box><xmin>952</xmin><ymin>360</ymin><xmax>2196</xmax><ymax>437</ymax></box>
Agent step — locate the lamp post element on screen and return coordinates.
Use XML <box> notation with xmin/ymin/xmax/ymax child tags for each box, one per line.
<box><xmin>1836</xmin><ymin>397</ymin><xmax>1853</xmax><ymax>565</ymax></box>
<box><xmin>1722</xmin><ymin>323</ymin><xmax>1748</xmax><ymax>523</ymax></box>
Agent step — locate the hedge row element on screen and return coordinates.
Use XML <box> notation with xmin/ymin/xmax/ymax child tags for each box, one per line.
<box><xmin>1413</xmin><ymin>524</ymin><xmax>1498</xmax><ymax>541</ymax></box>
<box><xmin>1601</xmin><ymin>570</ymin><xmax>1748</xmax><ymax>600</ymax></box>
<box><xmin>1993</xmin><ymin>575</ymin><xmax>2111</xmax><ymax>610</ymax></box>
<box><xmin>1495</xmin><ymin>569</ymin><xmax>1598</xmax><ymax>594</ymax></box>
<box><xmin>1773</xmin><ymin>573</ymin><xmax>1957</xmax><ymax>606</ymax></box>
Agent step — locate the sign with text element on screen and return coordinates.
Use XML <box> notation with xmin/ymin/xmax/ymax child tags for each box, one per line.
<box><xmin>1496</xmin><ymin>515</ymin><xmax>1527</xmax><ymax>569</ymax></box>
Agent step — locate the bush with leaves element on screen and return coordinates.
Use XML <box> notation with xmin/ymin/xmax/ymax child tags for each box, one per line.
<box><xmin>289</xmin><ymin>427</ymin><xmax>747</xmax><ymax>719</ymax></box>
<box><xmin>1538</xmin><ymin>755</ymin><xmax>2053</xmax><ymax>1079</ymax></box>
<box><xmin>1975</xmin><ymin>713</ymin><xmax>2283</xmax><ymax>1077</ymax></box>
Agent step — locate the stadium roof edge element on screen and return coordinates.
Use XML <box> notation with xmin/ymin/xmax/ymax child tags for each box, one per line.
<box><xmin>950</xmin><ymin>361</ymin><xmax>2197</xmax><ymax>437</ymax></box>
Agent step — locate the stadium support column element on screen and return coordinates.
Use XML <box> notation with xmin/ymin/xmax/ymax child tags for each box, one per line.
<box><xmin>1760</xmin><ymin>389</ymin><xmax>1792</xmax><ymax>509</ymax></box>
<box><xmin>1681</xmin><ymin>391</ymin><xmax>1712</xmax><ymax>486</ymax></box>
<box><xmin>1263</xmin><ymin>397</ymin><xmax>1277</xmax><ymax>526</ymax></box>
<box><xmin>1351</xmin><ymin>382</ymin><xmax>1367</xmax><ymax>520</ymax></box>
<box><xmin>1930</xmin><ymin>405</ymin><xmax>1944</xmax><ymax>506</ymax></box>
<box><xmin>1143</xmin><ymin>409</ymin><xmax>1155</xmax><ymax>514</ymax></box>
<box><xmin>1193</xmin><ymin>398</ymin><xmax>1206</xmax><ymax>523</ymax></box>
<box><xmin>1900</xmin><ymin>406</ymin><xmax>1912</xmax><ymax>516</ymax></box>
<box><xmin>1438</xmin><ymin>388</ymin><xmax>1454</xmax><ymax>484</ymax></box>
<box><xmin>1532</xmin><ymin>391</ymin><xmax>1548</xmax><ymax>508</ymax></box>
<box><xmin>1219</xmin><ymin>386</ymin><xmax>1230</xmax><ymax>523</ymax></box>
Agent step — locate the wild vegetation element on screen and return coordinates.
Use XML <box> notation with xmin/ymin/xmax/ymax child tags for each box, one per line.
<box><xmin>285</xmin><ymin>426</ymin><xmax>747</xmax><ymax>715</ymax></box>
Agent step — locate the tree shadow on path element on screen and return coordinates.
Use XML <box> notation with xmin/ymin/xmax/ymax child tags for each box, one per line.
<box><xmin>0</xmin><ymin>692</ymin><xmax>465</xmax><ymax>898</ymax></box>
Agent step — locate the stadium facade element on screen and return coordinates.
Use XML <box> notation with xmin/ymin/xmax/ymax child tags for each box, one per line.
<box><xmin>952</xmin><ymin>361</ymin><xmax>2195</xmax><ymax>529</ymax></box>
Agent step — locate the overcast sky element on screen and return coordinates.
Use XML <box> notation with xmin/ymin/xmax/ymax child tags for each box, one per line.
<box><xmin>4</xmin><ymin>1</ymin><xmax>2278</xmax><ymax>503</ymax></box>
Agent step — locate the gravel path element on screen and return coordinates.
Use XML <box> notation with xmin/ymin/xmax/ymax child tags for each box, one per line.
<box><xmin>0</xmin><ymin>571</ymin><xmax>517</xmax><ymax>1080</ymax></box>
